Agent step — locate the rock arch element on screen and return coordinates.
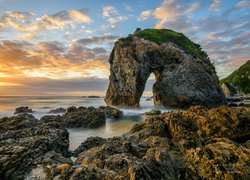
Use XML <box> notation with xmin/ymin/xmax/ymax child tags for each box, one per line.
<box><xmin>105</xmin><ymin>29</ymin><xmax>226</xmax><ymax>108</ymax></box>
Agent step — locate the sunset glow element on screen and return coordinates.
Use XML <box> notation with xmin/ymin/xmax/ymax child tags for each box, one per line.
<box><xmin>0</xmin><ymin>0</ymin><xmax>249</xmax><ymax>95</ymax></box>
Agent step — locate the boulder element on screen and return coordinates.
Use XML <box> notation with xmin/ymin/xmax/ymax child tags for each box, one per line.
<box><xmin>59</xmin><ymin>106</ymin><xmax>106</xmax><ymax>128</ymax></box>
<box><xmin>105</xmin><ymin>29</ymin><xmax>226</xmax><ymax>108</ymax></box>
<box><xmin>48</xmin><ymin>108</ymin><xmax>66</xmax><ymax>114</ymax></box>
<box><xmin>0</xmin><ymin>114</ymin><xmax>40</xmax><ymax>132</ymax></box>
<box><xmin>41</xmin><ymin>106</ymin><xmax>123</xmax><ymax>128</ymax></box>
<box><xmin>97</xmin><ymin>106</ymin><xmax>123</xmax><ymax>119</ymax></box>
<box><xmin>14</xmin><ymin>106</ymin><xmax>33</xmax><ymax>114</ymax></box>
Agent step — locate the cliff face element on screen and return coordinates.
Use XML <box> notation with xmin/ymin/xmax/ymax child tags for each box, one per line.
<box><xmin>221</xmin><ymin>60</ymin><xmax>250</xmax><ymax>94</ymax></box>
<box><xmin>105</xmin><ymin>29</ymin><xmax>226</xmax><ymax>108</ymax></box>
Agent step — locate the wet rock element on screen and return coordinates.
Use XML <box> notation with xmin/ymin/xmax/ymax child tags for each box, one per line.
<box><xmin>0</xmin><ymin>122</ymin><xmax>69</xmax><ymax>179</ymax></box>
<box><xmin>59</xmin><ymin>106</ymin><xmax>106</xmax><ymax>128</ymax></box>
<box><xmin>40</xmin><ymin>115</ymin><xmax>61</xmax><ymax>123</ymax></box>
<box><xmin>145</xmin><ymin>109</ymin><xmax>161</xmax><ymax>116</ymax></box>
<box><xmin>0</xmin><ymin>114</ymin><xmax>40</xmax><ymax>132</ymax></box>
<box><xmin>66</xmin><ymin>115</ymin><xmax>186</xmax><ymax>179</ymax></box>
<box><xmin>48</xmin><ymin>108</ymin><xmax>66</xmax><ymax>114</ymax></box>
<box><xmin>14</xmin><ymin>106</ymin><xmax>33</xmax><ymax>114</ymax></box>
<box><xmin>41</xmin><ymin>106</ymin><xmax>123</xmax><ymax>128</ymax></box>
<box><xmin>164</xmin><ymin>106</ymin><xmax>250</xmax><ymax>142</ymax></box>
<box><xmin>65</xmin><ymin>106</ymin><xmax>249</xmax><ymax>179</ymax></box>
<box><xmin>1</xmin><ymin>106</ymin><xmax>249</xmax><ymax>179</ymax></box>
<box><xmin>183</xmin><ymin>138</ymin><xmax>250</xmax><ymax>179</ymax></box>
<box><xmin>97</xmin><ymin>106</ymin><xmax>123</xmax><ymax>119</ymax></box>
<box><xmin>73</xmin><ymin>137</ymin><xmax>107</xmax><ymax>157</ymax></box>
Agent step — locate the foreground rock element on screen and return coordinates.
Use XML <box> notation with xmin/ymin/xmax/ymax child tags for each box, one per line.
<box><xmin>0</xmin><ymin>122</ymin><xmax>70</xmax><ymax>179</ymax></box>
<box><xmin>14</xmin><ymin>106</ymin><xmax>33</xmax><ymax>114</ymax></box>
<box><xmin>1</xmin><ymin>106</ymin><xmax>249</xmax><ymax>179</ymax></box>
<box><xmin>105</xmin><ymin>29</ymin><xmax>226</xmax><ymax>108</ymax></box>
<box><xmin>61</xmin><ymin>106</ymin><xmax>249</xmax><ymax>179</ymax></box>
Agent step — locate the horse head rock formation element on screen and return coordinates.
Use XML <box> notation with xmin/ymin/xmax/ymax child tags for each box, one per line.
<box><xmin>105</xmin><ymin>29</ymin><xmax>226</xmax><ymax>108</ymax></box>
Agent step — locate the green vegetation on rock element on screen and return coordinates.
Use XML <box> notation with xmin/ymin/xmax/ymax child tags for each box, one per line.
<box><xmin>120</xmin><ymin>28</ymin><xmax>208</xmax><ymax>60</ymax></box>
<box><xmin>221</xmin><ymin>60</ymin><xmax>250</xmax><ymax>94</ymax></box>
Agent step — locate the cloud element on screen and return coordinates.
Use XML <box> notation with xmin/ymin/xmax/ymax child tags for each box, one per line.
<box><xmin>102</xmin><ymin>6</ymin><xmax>117</xmax><ymax>18</ymax></box>
<box><xmin>21</xmin><ymin>32</ymin><xmax>43</xmax><ymax>40</ymax></box>
<box><xmin>236</xmin><ymin>0</ymin><xmax>250</xmax><ymax>9</ymax></box>
<box><xmin>138</xmin><ymin>0</ymin><xmax>200</xmax><ymax>30</ymax></box>
<box><xmin>123</xmin><ymin>3</ymin><xmax>132</xmax><ymax>11</ymax></box>
<box><xmin>102</xmin><ymin>5</ymin><xmax>128</xmax><ymax>30</ymax></box>
<box><xmin>186</xmin><ymin>3</ymin><xmax>201</xmax><ymax>13</ymax></box>
<box><xmin>72</xmin><ymin>35</ymin><xmax>119</xmax><ymax>46</ymax></box>
<box><xmin>137</xmin><ymin>0</ymin><xmax>249</xmax><ymax>78</ymax></box>
<box><xmin>0</xmin><ymin>38</ymin><xmax>111</xmax><ymax>82</ymax></box>
<box><xmin>35</xmin><ymin>9</ymin><xmax>92</xmax><ymax>31</ymax></box>
<box><xmin>106</xmin><ymin>16</ymin><xmax>128</xmax><ymax>29</ymax></box>
<box><xmin>0</xmin><ymin>9</ymin><xmax>93</xmax><ymax>37</ymax></box>
<box><xmin>0</xmin><ymin>11</ymin><xmax>35</xmax><ymax>31</ymax></box>
<box><xmin>209</xmin><ymin>0</ymin><xmax>221</xmax><ymax>12</ymax></box>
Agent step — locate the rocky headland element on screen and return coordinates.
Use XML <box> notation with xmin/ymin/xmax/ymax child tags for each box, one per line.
<box><xmin>105</xmin><ymin>29</ymin><xmax>226</xmax><ymax>108</ymax></box>
<box><xmin>0</xmin><ymin>105</ymin><xmax>249</xmax><ymax>179</ymax></box>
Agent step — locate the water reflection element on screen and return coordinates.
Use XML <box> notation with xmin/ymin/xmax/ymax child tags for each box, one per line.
<box><xmin>68</xmin><ymin>115</ymin><xmax>143</xmax><ymax>151</ymax></box>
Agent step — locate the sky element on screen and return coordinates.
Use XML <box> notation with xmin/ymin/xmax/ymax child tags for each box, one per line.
<box><xmin>0</xmin><ymin>0</ymin><xmax>249</xmax><ymax>96</ymax></box>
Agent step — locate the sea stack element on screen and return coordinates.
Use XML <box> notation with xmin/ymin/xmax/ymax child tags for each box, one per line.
<box><xmin>105</xmin><ymin>28</ymin><xmax>226</xmax><ymax>108</ymax></box>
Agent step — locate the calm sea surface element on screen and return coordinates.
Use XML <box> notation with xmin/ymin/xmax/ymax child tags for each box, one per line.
<box><xmin>0</xmin><ymin>96</ymin><xmax>171</xmax><ymax>150</ymax></box>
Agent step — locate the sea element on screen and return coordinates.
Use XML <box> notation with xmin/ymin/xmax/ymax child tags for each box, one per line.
<box><xmin>0</xmin><ymin>96</ymin><xmax>171</xmax><ymax>151</ymax></box>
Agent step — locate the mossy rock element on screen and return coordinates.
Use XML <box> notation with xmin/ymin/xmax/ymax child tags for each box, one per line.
<box><xmin>120</xmin><ymin>28</ymin><xmax>208</xmax><ymax>60</ymax></box>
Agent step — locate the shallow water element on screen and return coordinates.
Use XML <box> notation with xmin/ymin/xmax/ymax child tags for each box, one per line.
<box><xmin>0</xmin><ymin>96</ymin><xmax>171</xmax><ymax>150</ymax></box>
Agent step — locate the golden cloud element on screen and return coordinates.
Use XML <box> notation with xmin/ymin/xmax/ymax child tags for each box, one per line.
<box><xmin>0</xmin><ymin>39</ymin><xmax>110</xmax><ymax>84</ymax></box>
<box><xmin>0</xmin><ymin>10</ymin><xmax>93</xmax><ymax>36</ymax></box>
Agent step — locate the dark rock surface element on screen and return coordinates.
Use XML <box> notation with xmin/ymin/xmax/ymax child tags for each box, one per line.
<box><xmin>145</xmin><ymin>109</ymin><xmax>161</xmax><ymax>116</ymax></box>
<box><xmin>14</xmin><ymin>106</ymin><xmax>33</xmax><ymax>114</ymax></box>
<box><xmin>72</xmin><ymin>137</ymin><xmax>107</xmax><ymax>157</ymax></box>
<box><xmin>0</xmin><ymin>106</ymin><xmax>249</xmax><ymax>179</ymax></box>
<box><xmin>48</xmin><ymin>108</ymin><xmax>66</xmax><ymax>114</ymax></box>
<box><xmin>0</xmin><ymin>114</ymin><xmax>40</xmax><ymax>132</ymax></box>
<box><xmin>97</xmin><ymin>106</ymin><xmax>123</xmax><ymax>119</ymax></box>
<box><xmin>105</xmin><ymin>29</ymin><xmax>226</xmax><ymax>108</ymax></box>
<box><xmin>49</xmin><ymin>106</ymin><xmax>123</xmax><ymax>128</ymax></box>
<box><xmin>60</xmin><ymin>106</ymin><xmax>249</xmax><ymax>179</ymax></box>
<box><xmin>59</xmin><ymin>106</ymin><xmax>106</xmax><ymax>128</ymax></box>
<box><xmin>0</xmin><ymin>122</ymin><xmax>70</xmax><ymax>179</ymax></box>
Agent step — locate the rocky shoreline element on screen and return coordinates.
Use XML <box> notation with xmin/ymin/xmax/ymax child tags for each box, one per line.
<box><xmin>0</xmin><ymin>105</ymin><xmax>249</xmax><ymax>179</ymax></box>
